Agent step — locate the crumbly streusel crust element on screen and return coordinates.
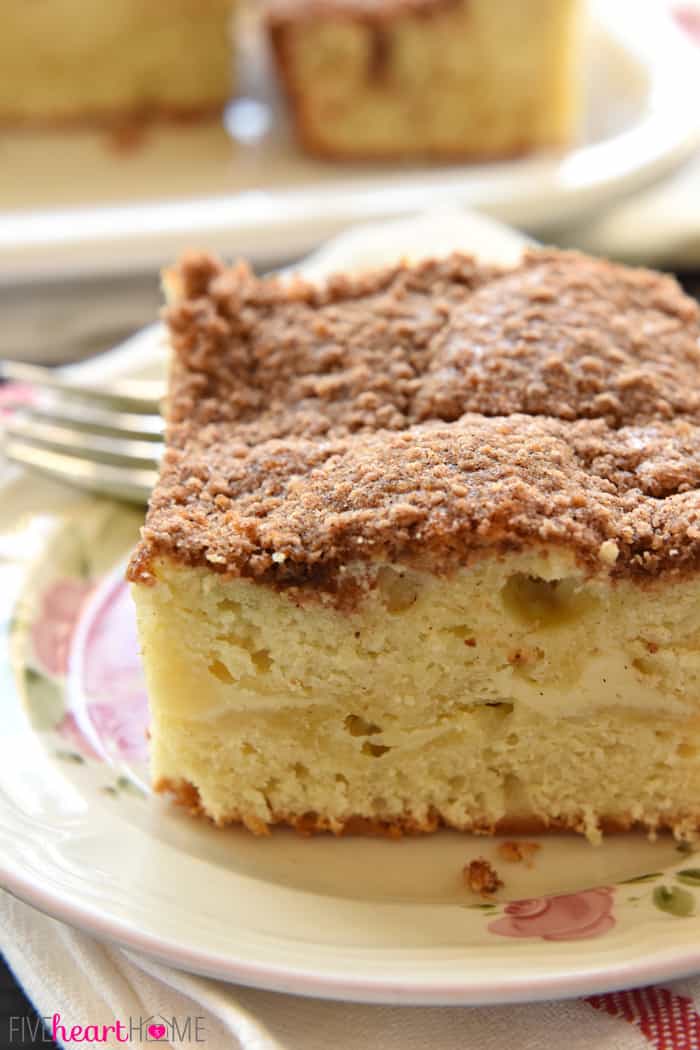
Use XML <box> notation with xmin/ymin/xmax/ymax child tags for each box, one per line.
<box><xmin>128</xmin><ymin>249</ymin><xmax>700</xmax><ymax>595</ymax></box>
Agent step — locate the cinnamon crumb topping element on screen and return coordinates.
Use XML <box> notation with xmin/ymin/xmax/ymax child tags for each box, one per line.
<box><xmin>127</xmin><ymin>249</ymin><xmax>700</xmax><ymax>594</ymax></box>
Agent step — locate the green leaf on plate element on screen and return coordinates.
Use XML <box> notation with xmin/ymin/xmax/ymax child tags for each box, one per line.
<box><xmin>675</xmin><ymin>869</ymin><xmax>700</xmax><ymax>887</ymax></box>
<box><xmin>115</xmin><ymin>775</ymin><xmax>147</xmax><ymax>797</ymax></box>
<box><xmin>620</xmin><ymin>872</ymin><xmax>662</xmax><ymax>884</ymax></box>
<box><xmin>54</xmin><ymin>750</ymin><xmax>84</xmax><ymax>764</ymax></box>
<box><xmin>7</xmin><ymin>614</ymin><xmax>28</xmax><ymax>637</ymax></box>
<box><xmin>653</xmin><ymin>885</ymin><xmax>695</xmax><ymax>917</ymax></box>
<box><xmin>676</xmin><ymin>840</ymin><xmax>695</xmax><ymax>855</ymax></box>
<box><xmin>25</xmin><ymin>669</ymin><xmax>64</xmax><ymax>730</ymax></box>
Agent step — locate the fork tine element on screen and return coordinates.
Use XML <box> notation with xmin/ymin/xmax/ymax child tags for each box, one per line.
<box><xmin>1</xmin><ymin>360</ymin><xmax>164</xmax><ymax>414</ymax></box>
<box><xmin>3</xmin><ymin>438</ymin><xmax>156</xmax><ymax>504</ymax></box>
<box><xmin>4</xmin><ymin>416</ymin><xmax>163</xmax><ymax>466</ymax></box>
<box><xmin>6</xmin><ymin>400</ymin><xmax>164</xmax><ymax>439</ymax></box>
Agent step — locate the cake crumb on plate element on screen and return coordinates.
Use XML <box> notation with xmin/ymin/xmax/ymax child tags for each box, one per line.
<box><xmin>463</xmin><ymin>858</ymin><xmax>504</xmax><ymax>897</ymax></box>
<box><xmin>497</xmin><ymin>841</ymin><xmax>541</xmax><ymax>867</ymax></box>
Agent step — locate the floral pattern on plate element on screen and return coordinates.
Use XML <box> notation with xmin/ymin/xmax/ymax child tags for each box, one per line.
<box><xmin>28</xmin><ymin>570</ymin><xmax>148</xmax><ymax>763</ymax></box>
<box><xmin>18</xmin><ymin>526</ymin><xmax>700</xmax><ymax>951</ymax></box>
<box><xmin>32</xmin><ymin>578</ymin><xmax>93</xmax><ymax>677</ymax></box>
<box><xmin>488</xmin><ymin>888</ymin><xmax>616</xmax><ymax>941</ymax></box>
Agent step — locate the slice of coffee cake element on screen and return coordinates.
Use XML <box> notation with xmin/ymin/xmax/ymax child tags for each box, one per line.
<box><xmin>265</xmin><ymin>0</ymin><xmax>581</xmax><ymax>160</ymax></box>
<box><xmin>129</xmin><ymin>249</ymin><xmax>700</xmax><ymax>841</ymax></box>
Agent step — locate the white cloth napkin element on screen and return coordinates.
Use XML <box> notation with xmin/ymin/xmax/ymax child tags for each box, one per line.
<box><xmin>4</xmin><ymin>888</ymin><xmax>700</xmax><ymax>1050</ymax></box>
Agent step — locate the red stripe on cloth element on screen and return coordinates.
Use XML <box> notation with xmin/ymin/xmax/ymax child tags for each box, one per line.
<box><xmin>587</xmin><ymin>987</ymin><xmax>700</xmax><ymax>1049</ymax></box>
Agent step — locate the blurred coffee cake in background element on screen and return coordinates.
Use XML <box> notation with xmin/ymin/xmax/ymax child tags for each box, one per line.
<box><xmin>265</xmin><ymin>0</ymin><xmax>582</xmax><ymax>160</ymax></box>
<box><xmin>0</xmin><ymin>0</ymin><xmax>236</xmax><ymax>126</ymax></box>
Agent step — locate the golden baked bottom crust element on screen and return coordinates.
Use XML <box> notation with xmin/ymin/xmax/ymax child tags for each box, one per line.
<box><xmin>129</xmin><ymin>249</ymin><xmax>700</xmax><ymax>596</ymax></box>
<box><xmin>157</xmin><ymin>777</ymin><xmax>689</xmax><ymax>839</ymax></box>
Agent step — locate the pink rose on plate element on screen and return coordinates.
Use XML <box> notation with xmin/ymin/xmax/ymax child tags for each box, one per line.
<box><xmin>58</xmin><ymin>703</ymin><xmax>148</xmax><ymax>763</ymax></box>
<box><xmin>31</xmin><ymin>578</ymin><xmax>93</xmax><ymax>676</ymax></box>
<box><xmin>674</xmin><ymin>5</ymin><xmax>700</xmax><ymax>45</ymax></box>
<box><xmin>83</xmin><ymin>696</ymin><xmax>149</xmax><ymax>762</ymax></box>
<box><xmin>488</xmin><ymin>888</ymin><xmax>615</xmax><ymax>941</ymax></box>
<box><xmin>80</xmin><ymin>578</ymin><xmax>149</xmax><ymax>761</ymax></box>
<box><xmin>56</xmin><ymin>711</ymin><xmax>101</xmax><ymax>760</ymax></box>
<box><xmin>0</xmin><ymin>382</ymin><xmax>38</xmax><ymax>416</ymax></box>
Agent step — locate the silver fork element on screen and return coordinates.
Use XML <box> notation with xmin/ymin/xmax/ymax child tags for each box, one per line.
<box><xmin>0</xmin><ymin>361</ymin><xmax>165</xmax><ymax>504</ymax></box>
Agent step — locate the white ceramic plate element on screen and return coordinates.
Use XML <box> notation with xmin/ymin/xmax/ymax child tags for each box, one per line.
<box><xmin>3</xmin><ymin>212</ymin><xmax>700</xmax><ymax>1006</ymax></box>
<box><xmin>2</xmin><ymin>0</ymin><xmax>699</xmax><ymax>283</ymax></box>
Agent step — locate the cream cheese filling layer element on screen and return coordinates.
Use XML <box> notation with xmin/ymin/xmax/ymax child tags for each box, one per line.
<box><xmin>133</xmin><ymin>551</ymin><xmax>700</xmax><ymax>723</ymax></box>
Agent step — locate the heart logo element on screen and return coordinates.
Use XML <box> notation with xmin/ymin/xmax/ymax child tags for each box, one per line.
<box><xmin>148</xmin><ymin>1024</ymin><xmax>167</xmax><ymax>1040</ymax></box>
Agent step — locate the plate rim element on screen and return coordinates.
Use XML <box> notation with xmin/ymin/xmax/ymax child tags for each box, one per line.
<box><xmin>2</xmin><ymin>797</ymin><xmax>700</xmax><ymax>1008</ymax></box>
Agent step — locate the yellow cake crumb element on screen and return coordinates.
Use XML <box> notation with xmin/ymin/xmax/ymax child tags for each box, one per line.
<box><xmin>497</xmin><ymin>841</ymin><xmax>541</xmax><ymax>867</ymax></box>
